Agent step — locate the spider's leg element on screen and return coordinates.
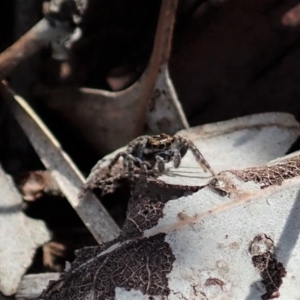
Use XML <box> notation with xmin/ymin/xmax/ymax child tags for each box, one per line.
<box><xmin>187</xmin><ymin>141</ymin><xmax>215</xmax><ymax>176</ymax></box>
<box><xmin>108</xmin><ymin>152</ymin><xmax>127</xmax><ymax>170</ymax></box>
<box><xmin>127</xmin><ymin>154</ymin><xmax>138</xmax><ymax>181</ymax></box>
<box><xmin>127</xmin><ymin>155</ymin><xmax>148</xmax><ymax>177</ymax></box>
<box><xmin>140</xmin><ymin>161</ymin><xmax>151</xmax><ymax>187</ymax></box>
<box><xmin>173</xmin><ymin>149</ymin><xmax>181</xmax><ymax>168</ymax></box>
<box><xmin>155</xmin><ymin>155</ymin><xmax>165</xmax><ymax>172</ymax></box>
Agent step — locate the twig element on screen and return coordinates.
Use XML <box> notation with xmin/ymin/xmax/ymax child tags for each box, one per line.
<box><xmin>134</xmin><ymin>0</ymin><xmax>180</xmax><ymax>137</ymax></box>
<box><xmin>0</xmin><ymin>82</ymin><xmax>120</xmax><ymax>244</ymax></box>
<box><xmin>0</xmin><ymin>18</ymin><xmax>72</xmax><ymax>80</ymax></box>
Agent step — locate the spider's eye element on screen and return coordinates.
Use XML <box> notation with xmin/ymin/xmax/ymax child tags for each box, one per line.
<box><xmin>158</xmin><ymin>144</ymin><xmax>165</xmax><ymax>150</ymax></box>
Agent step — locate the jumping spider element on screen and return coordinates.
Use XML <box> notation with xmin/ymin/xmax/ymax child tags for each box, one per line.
<box><xmin>108</xmin><ymin>134</ymin><xmax>215</xmax><ymax>185</ymax></box>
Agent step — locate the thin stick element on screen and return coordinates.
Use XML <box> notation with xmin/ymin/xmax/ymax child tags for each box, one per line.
<box><xmin>0</xmin><ymin>82</ymin><xmax>120</xmax><ymax>244</ymax></box>
<box><xmin>0</xmin><ymin>18</ymin><xmax>71</xmax><ymax>80</ymax></box>
<box><xmin>134</xmin><ymin>0</ymin><xmax>179</xmax><ymax>137</ymax></box>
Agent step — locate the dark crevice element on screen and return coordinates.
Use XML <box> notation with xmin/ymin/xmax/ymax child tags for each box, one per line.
<box><xmin>249</xmin><ymin>42</ymin><xmax>298</xmax><ymax>84</ymax></box>
<box><xmin>286</xmin><ymin>134</ymin><xmax>300</xmax><ymax>154</ymax></box>
<box><xmin>249</xmin><ymin>234</ymin><xmax>286</xmax><ymax>300</ymax></box>
<box><xmin>252</xmin><ymin>252</ymin><xmax>286</xmax><ymax>299</ymax></box>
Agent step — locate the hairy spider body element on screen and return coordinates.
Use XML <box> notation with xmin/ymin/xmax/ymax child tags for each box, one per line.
<box><xmin>108</xmin><ymin>133</ymin><xmax>215</xmax><ymax>185</ymax></box>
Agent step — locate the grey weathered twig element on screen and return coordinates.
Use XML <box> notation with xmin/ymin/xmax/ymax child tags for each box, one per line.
<box><xmin>0</xmin><ymin>83</ymin><xmax>120</xmax><ymax>244</ymax></box>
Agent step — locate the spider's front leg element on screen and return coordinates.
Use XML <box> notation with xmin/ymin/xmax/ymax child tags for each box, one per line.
<box><xmin>156</xmin><ymin>155</ymin><xmax>165</xmax><ymax>173</ymax></box>
<box><xmin>108</xmin><ymin>151</ymin><xmax>128</xmax><ymax>170</ymax></box>
<box><xmin>126</xmin><ymin>154</ymin><xmax>139</xmax><ymax>182</ymax></box>
<box><xmin>139</xmin><ymin>161</ymin><xmax>151</xmax><ymax>188</ymax></box>
<box><xmin>186</xmin><ymin>140</ymin><xmax>215</xmax><ymax>176</ymax></box>
<box><xmin>172</xmin><ymin>149</ymin><xmax>181</xmax><ymax>168</ymax></box>
<box><xmin>155</xmin><ymin>150</ymin><xmax>181</xmax><ymax>173</ymax></box>
<box><xmin>127</xmin><ymin>155</ymin><xmax>151</xmax><ymax>188</ymax></box>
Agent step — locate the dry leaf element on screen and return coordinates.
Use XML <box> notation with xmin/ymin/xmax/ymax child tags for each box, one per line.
<box><xmin>41</xmin><ymin>113</ymin><xmax>300</xmax><ymax>299</ymax></box>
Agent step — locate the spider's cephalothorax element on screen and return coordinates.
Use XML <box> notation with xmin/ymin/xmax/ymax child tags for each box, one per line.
<box><xmin>108</xmin><ymin>133</ymin><xmax>215</xmax><ymax>185</ymax></box>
